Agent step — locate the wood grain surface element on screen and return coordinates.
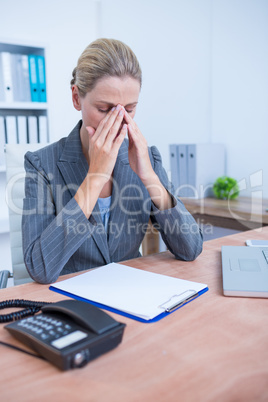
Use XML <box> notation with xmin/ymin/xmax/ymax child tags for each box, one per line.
<box><xmin>0</xmin><ymin>227</ymin><xmax>268</xmax><ymax>402</ymax></box>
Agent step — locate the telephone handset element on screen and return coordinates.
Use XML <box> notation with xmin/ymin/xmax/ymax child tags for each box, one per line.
<box><xmin>5</xmin><ymin>300</ymin><xmax>126</xmax><ymax>370</ymax></box>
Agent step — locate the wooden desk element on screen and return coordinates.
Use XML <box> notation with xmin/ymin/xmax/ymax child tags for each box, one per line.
<box><xmin>183</xmin><ymin>196</ymin><xmax>268</xmax><ymax>231</ymax></box>
<box><xmin>1</xmin><ymin>228</ymin><xmax>268</xmax><ymax>401</ymax></box>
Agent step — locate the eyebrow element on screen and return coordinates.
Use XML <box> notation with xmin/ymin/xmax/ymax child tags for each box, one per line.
<box><xmin>96</xmin><ymin>101</ymin><xmax>138</xmax><ymax>107</ymax></box>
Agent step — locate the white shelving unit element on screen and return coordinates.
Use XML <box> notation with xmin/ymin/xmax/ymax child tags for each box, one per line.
<box><xmin>0</xmin><ymin>101</ymin><xmax>48</xmax><ymax>110</ymax></box>
<box><xmin>0</xmin><ymin>39</ymin><xmax>49</xmax><ymax>275</ymax></box>
<box><xmin>0</xmin><ymin>39</ymin><xmax>49</xmax><ymax>145</ymax></box>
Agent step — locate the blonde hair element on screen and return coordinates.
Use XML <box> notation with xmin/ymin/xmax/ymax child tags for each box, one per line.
<box><xmin>70</xmin><ymin>38</ymin><xmax>142</xmax><ymax>97</ymax></box>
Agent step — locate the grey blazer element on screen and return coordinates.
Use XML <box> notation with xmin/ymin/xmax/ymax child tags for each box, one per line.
<box><xmin>22</xmin><ymin>121</ymin><xmax>203</xmax><ymax>284</ymax></box>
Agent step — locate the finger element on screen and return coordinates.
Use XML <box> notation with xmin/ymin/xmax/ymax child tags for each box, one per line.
<box><xmin>123</xmin><ymin>109</ymin><xmax>136</xmax><ymax>127</ymax></box>
<box><xmin>127</xmin><ymin>120</ymin><xmax>147</xmax><ymax>150</ymax></box>
<box><xmin>92</xmin><ymin>106</ymin><xmax>116</xmax><ymax>140</ymax></box>
<box><xmin>113</xmin><ymin>123</ymin><xmax>128</xmax><ymax>150</ymax></box>
<box><xmin>86</xmin><ymin>126</ymin><xmax>96</xmax><ymax>137</ymax></box>
<box><xmin>105</xmin><ymin>106</ymin><xmax>125</xmax><ymax>145</ymax></box>
<box><xmin>126</xmin><ymin>122</ymin><xmax>138</xmax><ymax>143</ymax></box>
<box><xmin>123</xmin><ymin>110</ymin><xmax>138</xmax><ymax>137</ymax></box>
<box><xmin>96</xmin><ymin>105</ymin><xmax>123</xmax><ymax>143</ymax></box>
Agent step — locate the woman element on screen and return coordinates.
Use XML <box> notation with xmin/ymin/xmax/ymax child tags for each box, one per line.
<box><xmin>22</xmin><ymin>38</ymin><xmax>203</xmax><ymax>284</ymax></box>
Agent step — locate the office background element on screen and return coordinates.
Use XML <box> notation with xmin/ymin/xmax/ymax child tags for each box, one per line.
<box><xmin>1</xmin><ymin>0</ymin><xmax>267</xmax><ymax>198</ymax></box>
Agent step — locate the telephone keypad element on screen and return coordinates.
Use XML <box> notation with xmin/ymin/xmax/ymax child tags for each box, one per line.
<box><xmin>5</xmin><ymin>300</ymin><xmax>126</xmax><ymax>370</ymax></box>
<box><xmin>17</xmin><ymin>315</ymin><xmax>76</xmax><ymax>343</ymax></box>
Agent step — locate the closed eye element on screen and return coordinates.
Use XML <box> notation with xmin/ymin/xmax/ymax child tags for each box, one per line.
<box><xmin>98</xmin><ymin>105</ymin><xmax>136</xmax><ymax>114</ymax></box>
<box><xmin>98</xmin><ymin>108</ymin><xmax>134</xmax><ymax>114</ymax></box>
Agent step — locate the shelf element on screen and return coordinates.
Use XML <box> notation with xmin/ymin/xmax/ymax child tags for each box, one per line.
<box><xmin>0</xmin><ymin>39</ymin><xmax>49</xmax><ymax>143</ymax></box>
<box><xmin>0</xmin><ymin>102</ymin><xmax>48</xmax><ymax>111</ymax></box>
<box><xmin>0</xmin><ymin>39</ymin><xmax>45</xmax><ymax>56</ymax></box>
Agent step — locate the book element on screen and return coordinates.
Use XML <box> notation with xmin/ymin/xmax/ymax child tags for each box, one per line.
<box><xmin>36</xmin><ymin>55</ymin><xmax>47</xmax><ymax>102</ymax></box>
<box><xmin>169</xmin><ymin>144</ymin><xmax>180</xmax><ymax>192</ymax></box>
<box><xmin>0</xmin><ymin>56</ymin><xmax>5</xmax><ymax>102</ymax></box>
<box><xmin>13</xmin><ymin>54</ymin><xmax>31</xmax><ymax>102</ymax></box>
<box><xmin>170</xmin><ymin>143</ymin><xmax>225</xmax><ymax>199</ymax></box>
<box><xmin>5</xmin><ymin>116</ymin><xmax>17</xmax><ymax>144</ymax></box>
<box><xmin>38</xmin><ymin>115</ymin><xmax>48</xmax><ymax>143</ymax></box>
<box><xmin>28</xmin><ymin>55</ymin><xmax>39</xmax><ymax>102</ymax></box>
<box><xmin>17</xmin><ymin>116</ymin><xmax>28</xmax><ymax>144</ymax></box>
<box><xmin>28</xmin><ymin>115</ymin><xmax>38</xmax><ymax>143</ymax></box>
<box><xmin>177</xmin><ymin>144</ymin><xmax>188</xmax><ymax>197</ymax></box>
<box><xmin>170</xmin><ymin>144</ymin><xmax>190</xmax><ymax>197</ymax></box>
<box><xmin>0</xmin><ymin>116</ymin><xmax>5</xmax><ymax>165</ymax></box>
<box><xmin>187</xmin><ymin>144</ymin><xmax>225</xmax><ymax>198</ymax></box>
<box><xmin>0</xmin><ymin>52</ymin><xmax>14</xmax><ymax>102</ymax></box>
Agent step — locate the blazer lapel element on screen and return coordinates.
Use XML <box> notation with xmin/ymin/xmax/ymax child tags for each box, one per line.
<box><xmin>57</xmin><ymin>121</ymin><xmax>110</xmax><ymax>264</ymax></box>
<box><xmin>57</xmin><ymin>121</ymin><xmax>88</xmax><ymax>198</ymax></box>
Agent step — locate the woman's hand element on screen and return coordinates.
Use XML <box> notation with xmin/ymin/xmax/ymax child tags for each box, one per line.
<box><xmin>75</xmin><ymin>105</ymin><xmax>127</xmax><ymax>218</ymax></box>
<box><xmin>86</xmin><ymin>105</ymin><xmax>127</xmax><ymax>188</ymax></box>
<box><xmin>124</xmin><ymin>109</ymin><xmax>174</xmax><ymax>211</ymax></box>
<box><xmin>123</xmin><ymin>110</ymin><xmax>155</xmax><ymax>185</ymax></box>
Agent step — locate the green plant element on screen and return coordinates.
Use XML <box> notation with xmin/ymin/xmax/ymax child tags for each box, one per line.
<box><xmin>213</xmin><ymin>176</ymin><xmax>239</xmax><ymax>200</ymax></box>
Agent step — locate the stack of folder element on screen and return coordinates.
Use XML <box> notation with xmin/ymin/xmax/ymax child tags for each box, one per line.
<box><xmin>0</xmin><ymin>52</ymin><xmax>47</xmax><ymax>103</ymax></box>
<box><xmin>169</xmin><ymin>143</ymin><xmax>225</xmax><ymax>198</ymax></box>
<box><xmin>0</xmin><ymin>114</ymin><xmax>48</xmax><ymax>153</ymax></box>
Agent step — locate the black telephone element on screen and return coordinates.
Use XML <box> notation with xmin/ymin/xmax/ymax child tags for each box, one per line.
<box><xmin>5</xmin><ymin>299</ymin><xmax>125</xmax><ymax>370</ymax></box>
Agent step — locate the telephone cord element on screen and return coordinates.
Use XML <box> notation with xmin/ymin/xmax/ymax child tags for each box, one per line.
<box><xmin>0</xmin><ymin>299</ymin><xmax>51</xmax><ymax>323</ymax></box>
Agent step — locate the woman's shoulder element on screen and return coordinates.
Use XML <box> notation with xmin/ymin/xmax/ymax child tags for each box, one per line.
<box><xmin>25</xmin><ymin>136</ymin><xmax>67</xmax><ymax>168</ymax></box>
<box><xmin>147</xmin><ymin>144</ymin><xmax>163</xmax><ymax>168</ymax></box>
<box><xmin>25</xmin><ymin>121</ymin><xmax>82</xmax><ymax>169</ymax></box>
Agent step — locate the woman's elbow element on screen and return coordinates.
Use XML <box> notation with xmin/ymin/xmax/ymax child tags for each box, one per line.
<box><xmin>24</xmin><ymin>256</ymin><xmax>58</xmax><ymax>285</ymax></box>
<box><xmin>174</xmin><ymin>231</ymin><xmax>203</xmax><ymax>262</ymax></box>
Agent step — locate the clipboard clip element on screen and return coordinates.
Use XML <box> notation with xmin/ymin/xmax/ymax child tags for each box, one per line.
<box><xmin>159</xmin><ymin>290</ymin><xmax>198</xmax><ymax>313</ymax></box>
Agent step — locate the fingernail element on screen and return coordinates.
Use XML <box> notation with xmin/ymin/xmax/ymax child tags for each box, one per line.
<box><xmin>116</xmin><ymin>104</ymin><xmax>121</xmax><ymax>111</ymax></box>
<box><xmin>111</xmin><ymin>106</ymin><xmax>116</xmax><ymax>111</ymax></box>
<box><xmin>119</xmin><ymin>109</ymin><xmax>124</xmax><ymax>116</ymax></box>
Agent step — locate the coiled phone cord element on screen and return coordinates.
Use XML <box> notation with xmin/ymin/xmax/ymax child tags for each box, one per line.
<box><xmin>0</xmin><ymin>299</ymin><xmax>51</xmax><ymax>323</ymax></box>
<box><xmin>0</xmin><ymin>299</ymin><xmax>52</xmax><ymax>360</ymax></box>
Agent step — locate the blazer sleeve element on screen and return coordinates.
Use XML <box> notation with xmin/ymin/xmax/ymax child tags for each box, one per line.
<box><xmin>22</xmin><ymin>152</ymin><xmax>96</xmax><ymax>284</ymax></box>
<box><xmin>149</xmin><ymin>146</ymin><xmax>203</xmax><ymax>261</ymax></box>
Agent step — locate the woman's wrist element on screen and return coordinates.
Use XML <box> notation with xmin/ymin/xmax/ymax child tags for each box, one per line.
<box><xmin>74</xmin><ymin>174</ymin><xmax>103</xmax><ymax>218</ymax></box>
<box><xmin>143</xmin><ymin>173</ymin><xmax>174</xmax><ymax>211</ymax></box>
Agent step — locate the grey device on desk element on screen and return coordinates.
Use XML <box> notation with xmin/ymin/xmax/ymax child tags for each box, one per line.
<box><xmin>221</xmin><ymin>246</ymin><xmax>268</xmax><ymax>298</ymax></box>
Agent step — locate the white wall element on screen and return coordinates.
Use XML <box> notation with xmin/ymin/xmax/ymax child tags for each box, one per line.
<box><xmin>100</xmin><ymin>0</ymin><xmax>268</xmax><ymax>198</ymax></box>
<box><xmin>211</xmin><ymin>0</ymin><xmax>268</xmax><ymax>198</ymax></box>
<box><xmin>100</xmin><ymin>0</ymin><xmax>212</xmax><ymax>169</ymax></box>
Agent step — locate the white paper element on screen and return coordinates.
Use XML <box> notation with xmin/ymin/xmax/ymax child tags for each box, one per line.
<box><xmin>51</xmin><ymin>263</ymin><xmax>208</xmax><ymax>321</ymax></box>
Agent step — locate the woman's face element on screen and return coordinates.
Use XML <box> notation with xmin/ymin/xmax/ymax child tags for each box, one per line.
<box><xmin>72</xmin><ymin>75</ymin><xmax>141</xmax><ymax>133</ymax></box>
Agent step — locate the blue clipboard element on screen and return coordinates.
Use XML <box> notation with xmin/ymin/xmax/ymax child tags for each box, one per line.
<box><xmin>50</xmin><ymin>285</ymin><xmax>209</xmax><ymax>323</ymax></box>
<box><xmin>49</xmin><ymin>263</ymin><xmax>209</xmax><ymax>323</ymax></box>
